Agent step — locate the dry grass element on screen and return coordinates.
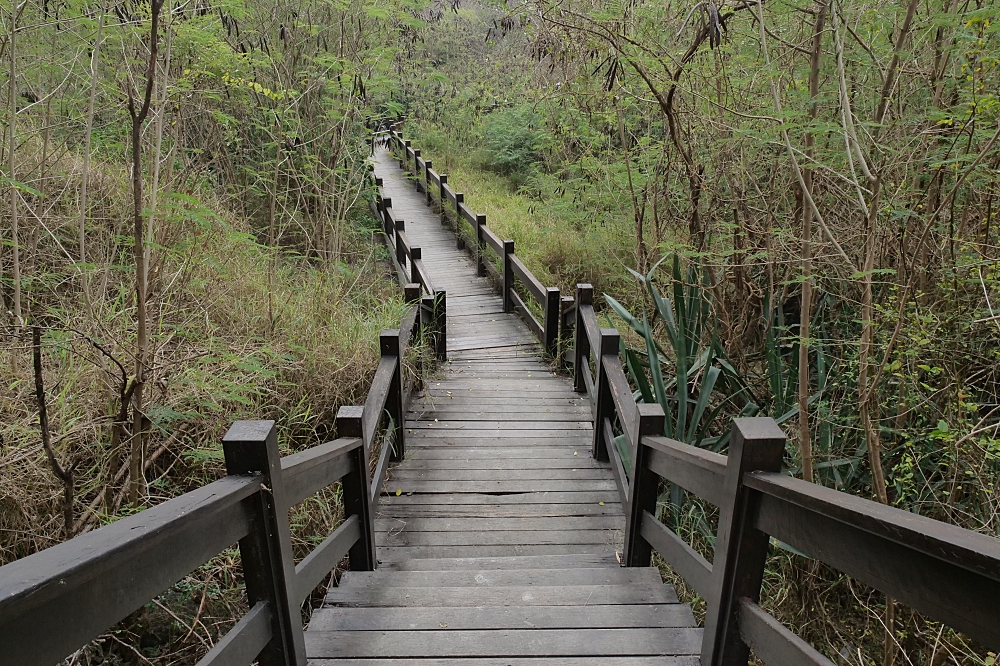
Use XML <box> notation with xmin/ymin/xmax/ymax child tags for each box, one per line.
<box><xmin>0</xmin><ymin>147</ymin><xmax>404</xmax><ymax>663</ymax></box>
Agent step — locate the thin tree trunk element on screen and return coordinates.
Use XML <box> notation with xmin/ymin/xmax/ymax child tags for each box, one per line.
<box><xmin>78</xmin><ymin>5</ymin><xmax>105</xmax><ymax>325</ymax></box>
<box><xmin>34</xmin><ymin>326</ymin><xmax>75</xmax><ymax>539</ymax></box>
<box><xmin>127</xmin><ymin>0</ymin><xmax>164</xmax><ymax>507</ymax></box>
<box><xmin>798</xmin><ymin>0</ymin><xmax>828</xmax><ymax>484</ymax></box>
<box><xmin>8</xmin><ymin>3</ymin><xmax>23</xmax><ymax>340</ymax></box>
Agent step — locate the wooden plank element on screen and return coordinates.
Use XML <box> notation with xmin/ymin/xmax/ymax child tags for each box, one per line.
<box><xmin>198</xmin><ymin>602</ymin><xmax>273</xmax><ymax>666</ymax></box>
<box><xmin>645</xmin><ymin>436</ymin><xmax>727</xmax><ymax>507</ymax></box>
<box><xmin>749</xmin><ymin>471</ymin><xmax>1000</xmax><ymax>650</ymax></box>
<box><xmin>737</xmin><ymin>598</ymin><xmax>836</xmax><ymax>666</ymax></box>
<box><xmin>376</xmin><ymin>544</ymin><xmax>620</xmax><ymax>560</ymax></box>
<box><xmin>388</xmin><ymin>469</ymin><xmax>610</xmax><ymax>481</ymax></box>
<box><xmin>325</xmin><ymin>584</ymin><xmax>678</xmax><ymax>608</ymax></box>
<box><xmin>309</xmin><ymin>603</ymin><xmax>693</xmax><ymax>632</ymax></box>
<box><xmin>304</xmin><ymin>628</ymin><xmax>702</xmax><ymax>658</ymax></box>
<box><xmin>374</xmin><ymin>553</ymin><xmax>619</xmax><ymax>571</ymax></box>
<box><xmin>407</xmin><ymin>426</ymin><xmax>590</xmax><ymax>438</ymax></box>
<box><xmin>639</xmin><ymin>511</ymin><xmax>712</xmax><ymax>599</ymax></box>
<box><xmin>374</xmin><ymin>516</ymin><xmax>622</xmax><ymax>532</ymax></box>
<box><xmin>511</xmin><ymin>289</ymin><xmax>544</xmax><ymax>341</ymax></box>
<box><xmin>400</xmin><ymin>446</ymin><xmax>597</xmax><ymax>459</ymax></box>
<box><xmin>395</xmin><ymin>457</ymin><xmax>607</xmax><ymax>470</ymax></box>
<box><xmin>338</xmin><ymin>567</ymin><xmax>660</xmax><ymax>589</ymax></box>
<box><xmin>509</xmin><ymin>255</ymin><xmax>547</xmax><ymax>304</ymax></box>
<box><xmin>281</xmin><ymin>437</ymin><xmax>359</xmax><ymax>506</ymax></box>
<box><xmin>376</xmin><ymin>529</ymin><xmax>620</xmax><ymax>547</ymax></box>
<box><xmin>381</xmin><ymin>480</ymin><xmax>615</xmax><ymax>494</ymax></box>
<box><xmin>402</xmin><ymin>436</ymin><xmax>592</xmax><ymax>446</ymax></box>
<box><xmin>406</xmin><ymin>420</ymin><xmax>591</xmax><ymax>430</ymax></box>
<box><xmin>308</xmin><ymin>658</ymin><xmax>700</xmax><ymax>666</ymax></box>
<box><xmin>377</xmin><ymin>491</ymin><xmax>618</xmax><ymax>506</ymax></box>
<box><xmin>377</xmin><ymin>503</ymin><xmax>621</xmax><ymax>518</ymax></box>
<box><xmin>0</xmin><ymin>476</ymin><xmax>259</xmax><ymax>666</ymax></box>
<box><xmin>295</xmin><ymin>515</ymin><xmax>361</xmax><ymax>605</ymax></box>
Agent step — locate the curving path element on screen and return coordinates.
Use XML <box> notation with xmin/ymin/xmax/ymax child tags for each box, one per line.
<box><xmin>303</xmin><ymin>149</ymin><xmax>702</xmax><ymax>664</ymax></box>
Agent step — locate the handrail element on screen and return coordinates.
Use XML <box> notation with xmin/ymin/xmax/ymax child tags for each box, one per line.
<box><xmin>388</xmin><ymin>129</ymin><xmax>561</xmax><ymax>358</ymax></box>
<box><xmin>0</xmin><ymin>421</ymin><xmax>373</xmax><ymax>666</ymax></box>
<box><xmin>0</xmin><ymin>160</ymin><xmax>451</xmax><ymax>666</ymax></box>
<box><xmin>565</xmin><ymin>276</ymin><xmax>1000</xmax><ymax>664</ymax></box>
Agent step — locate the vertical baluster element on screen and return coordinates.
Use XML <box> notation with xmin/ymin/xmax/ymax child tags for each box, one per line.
<box><xmin>455</xmin><ymin>193</ymin><xmax>465</xmax><ymax>250</ymax></box>
<box><xmin>335</xmin><ymin>407</ymin><xmax>377</xmax><ymax>571</ymax></box>
<box><xmin>381</xmin><ymin>330</ymin><xmax>405</xmax><ymax>461</ymax></box>
<box><xmin>701</xmin><ymin>418</ymin><xmax>786</xmax><ymax>666</ymax></box>
<box><xmin>476</xmin><ymin>214</ymin><xmax>487</xmax><ymax>276</ymax></box>
<box><xmin>434</xmin><ymin>290</ymin><xmax>447</xmax><ymax>361</ymax></box>
<box><xmin>543</xmin><ymin>286</ymin><xmax>560</xmax><ymax>358</ymax></box>
<box><xmin>623</xmin><ymin>404</ymin><xmax>666</xmax><ymax>566</ymax></box>
<box><xmin>590</xmin><ymin>328</ymin><xmax>619</xmax><ymax>461</ymax></box>
<box><xmin>574</xmin><ymin>284</ymin><xmax>593</xmax><ymax>393</ymax></box>
<box><xmin>223</xmin><ymin>421</ymin><xmax>307</xmax><ymax>666</ymax></box>
<box><xmin>410</xmin><ymin>247</ymin><xmax>422</xmax><ymax>287</ymax></box>
<box><xmin>439</xmin><ymin>174</ymin><xmax>448</xmax><ymax>224</ymax></box>
<box><xmin>502</xmin><ymin>240</ymin><xmax>515</xmax><ymax>313</ymax></box>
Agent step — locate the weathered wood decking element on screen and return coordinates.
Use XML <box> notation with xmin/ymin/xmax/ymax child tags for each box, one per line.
<box><xmin>302</xmin><ymin>150</ymin><xmax>702</xmax><ymax>663</ymax></box>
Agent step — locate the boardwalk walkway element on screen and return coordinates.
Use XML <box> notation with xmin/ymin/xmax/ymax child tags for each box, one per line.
<box><xmin>302</xmin><ymin>150</ymin><xmax>702</xmax><ymax>663</ymax></box>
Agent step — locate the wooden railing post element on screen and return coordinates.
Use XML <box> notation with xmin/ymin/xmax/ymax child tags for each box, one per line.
<box><xmin>413</xmin><ymin>149</ymin><xmax>420</xmax><ymax>181</ymax></box>
<box><xmin>404</xmin><ymin>283</ymin><xmax>421</xmax><ymax>305</ymax></box>
<box><xmin>335</xmin><ymin>407</ymin><xmax>377</xmax><ymax>571</ymax></box>
<box><xmin>590</xmin><ymin>328</ymin><xmax>619</xmax><ymax>461</ymax></box>
<box><xmin>381</xmin><ymin>330</ymin><xmax>405</xmax><ymax>461</ymax></box>
<box><xmin>543</xmin><ymin>286</ymin><xmax>560</xmax><ymax>358</ymax></box>
<box><xmin>475</xmin><ymin>214</ymin><xmax>487</xmax><ymax>276</ymax></box>
<box><xmin>402</xmin><ymin>140</ymin><xmax>410</xmax><ymax>169</ymax></box>
<box><xmin>455</xmin><ymin>193</ymin><xmax>465</xmax><ymax>249</ymax></box>
<box><xmin>424</xmin><ymin>160</ymin><xmax>432</xmax><ymax>203</ymax></box>
<box><xmin>623</xmin><ymin>404</ymin><xmax>666</xmax><ymax>567</ymax></box>
<box><xmin>502</xmin><ymin>240</ymin><xmax>515</xmax><ymax>313</ymax></box>
<box><xmin>560</xmin><ymin>295</ymin><xmax>575</xmax><ymax>368</ymax></box>
<box><xmin>223</xmin><ymin>421</ymin><xmax>307</xmax><ymax>666</ymax></box>
<box><xmin>574</xmin><ymin>284</ymin><xmax>593</xmax><ymax>392</ymax></box>
<box><xmin>395</xmin><ymin>219</ymin><xmax>406</xmax><ymax>269</ymax></box>
<box><xmin>434</xmin><ymin>290</ymin><xmax>447</xmax><ymax>361</ymax></box>
<box><xmin>410</xmin><ymin>247</ymin><xmax>422</xmax><ymax>286</ymax></box>
<box><xmin>439</xmin><ymin>174</ymin><xmax>448</xmax><ymax>224</ymax></box>
<box><xmin>381</xmin><ymin>198</ymin><xmax>392</xmax><ymax>237</ymax></box>
<box><xmin>701</xmin><ymin>418</ymin><xmax>787</xmax><ymax>666</ymax></box>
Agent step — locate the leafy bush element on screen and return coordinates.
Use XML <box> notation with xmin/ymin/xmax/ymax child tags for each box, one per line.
<box><xmin>480</xmin><ymin>105</ymin><xmax>547</xmax><ymax>176</ymax></box>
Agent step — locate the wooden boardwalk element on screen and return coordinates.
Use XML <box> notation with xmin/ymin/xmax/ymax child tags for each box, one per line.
<box><xmin>303</xmin><ymin>150</ymin><xmax>701</xmax><ymax>663</ymax></box>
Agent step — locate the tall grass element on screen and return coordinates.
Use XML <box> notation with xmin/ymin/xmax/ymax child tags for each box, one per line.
<box><xmin>0</xmin><ymin>151</ymin><xmax>403</xmax><ymax>663</ymax></box>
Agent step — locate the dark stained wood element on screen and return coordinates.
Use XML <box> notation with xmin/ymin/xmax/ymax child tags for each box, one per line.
<box><xmin>325</xmin><ymin>584</ymin><xmax>678</xmax><ymax>608</ymax></box>
<box><xmin>748</xmin><ymin>471</ymin><xmax>1000</xmax><ymax>651</ymax></box>
<box><xmin>645</xmin><ymin>435</ymin><xmax>727</xmax><ymax>507</ymax></box>
<box><xmin>198</xmin><ymin>602</ymin><xmax>274</xmax><ymax>666</ymax></box>
<box><xmin>295</xmin><ymin>516</ymin><xmax>362</xmax><ymax>604</ymax></box>
<box><xmin>0</xmin><ymin>476</ymin><xmax>258</xmax><ymax>666</ymax></box>
<box><xmin>737</xmin><ymin>598</ymin><xmax>835</xmax><ymax>666</ymax></box>
<box><xmin>223</xmin><ymin>420</ymin><xmax>308</xmax><ymax>666</ymax></box>
<box><xmin>640</xmin><ymin>511</ymin><xmax>713</xmax><ymax>598</ymax></box>
<box><xmin>281</xmin><ymin>437</ymin><xmax>358</xmax><ymax>506</ymax></box>
<box><xmin>700</xmin><ymin>418</ymin><xmax>786</xmax><ymax>666</ymax></box>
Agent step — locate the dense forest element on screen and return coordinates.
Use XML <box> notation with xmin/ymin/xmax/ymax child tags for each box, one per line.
<box><xmin>2</xmin><ymin>0</ymin><xmax>999</xmax><ymax>662</ymax></box>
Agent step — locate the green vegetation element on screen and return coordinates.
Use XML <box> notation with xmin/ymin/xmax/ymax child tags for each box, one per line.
<box><xmin>4</xmin><ymin>0</ymin><xmax>1000</xmax><ymax>661</ymax></box>
<box><xmin>391</xmin><ymin>2</ymin><xmax>1000</xmax><ymax>663</ymax></box>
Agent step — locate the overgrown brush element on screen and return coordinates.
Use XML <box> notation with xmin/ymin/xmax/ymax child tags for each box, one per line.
<box><xmin>0</xmin><ymin>149</ymin><xmax>403</xmax><ymax>662</ymax></box>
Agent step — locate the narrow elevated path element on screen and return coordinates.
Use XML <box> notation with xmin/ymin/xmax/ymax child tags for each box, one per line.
<box><xmin>304</xmin><ymin>149</ymin><xmax>701</xmax><ymax>664</ymax></box>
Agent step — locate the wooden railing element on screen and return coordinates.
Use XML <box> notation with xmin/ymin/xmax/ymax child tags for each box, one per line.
<box><xmin>0</xmin><ymin>420</ymin><xmax>371</xmax><ymax>666</ymax></box>
<box><xmin>387</xmin><ymin>130</ymin><xmax>562</xmax><ymax>357</ymax></box>
<box><xmin>0</xmin><ymin>176</ymin><xmax>446</xmax><ymax>666</ymax></box>
<box><xmin>571</xmin><ymin>281</ymin><xmax>1000</xmax><ymax>664</ymax></box>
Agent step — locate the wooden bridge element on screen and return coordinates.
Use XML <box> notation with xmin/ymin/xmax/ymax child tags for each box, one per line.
<box><xmin>2</xmin><ymin>130</ymin><xmax>1000</xmax><ymax>666</ymax></box>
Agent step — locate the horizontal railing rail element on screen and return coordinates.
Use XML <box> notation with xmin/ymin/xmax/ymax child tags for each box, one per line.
<box><xmin>0</xmin><ymin>420</ymin><xmax>373</xmax><ymax>666</ymax></box>
<box><xmin>565</xmin><ymin>279</ymin><xmax>1000</xmax><ymax>665</ymax></box>
<box><xmin>387</xmin><ymin>129</ymin><xmax>561</xmax><ymax>358</ymax></box>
